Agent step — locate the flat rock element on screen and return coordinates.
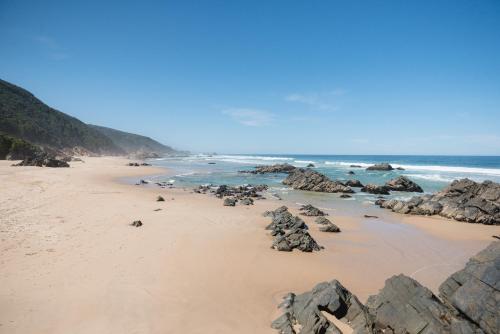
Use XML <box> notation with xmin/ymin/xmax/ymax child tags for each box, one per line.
<box><xmin>240</xmin><ymin>163</ymin><xmax>297</xmax><ymax>174</ymax></box>
<box><xmin>366</xmin><ymin>163</ymin><xmax>394</xmax><ymax>171</ymax></box>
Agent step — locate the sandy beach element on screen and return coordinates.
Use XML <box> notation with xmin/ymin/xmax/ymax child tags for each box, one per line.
<box><xmin>0</xmin><ymin>157</ymin><xmax>497</xmax><ymax>334</ymax></box>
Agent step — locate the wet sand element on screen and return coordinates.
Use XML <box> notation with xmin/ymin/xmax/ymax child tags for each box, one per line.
<box><xmin>0</xmin><ymin>157</ymin><xmax>497</xmax><ymax>334</ymax></box>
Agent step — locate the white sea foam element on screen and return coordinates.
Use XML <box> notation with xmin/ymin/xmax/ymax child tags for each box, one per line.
<box><xmin>294</xmin><ymin>160</ymin><xmax>315</xmax><ymax>164</ymax></box>
<box><xmin>324</xmin><ymin>161</ymin><xmax>500</xmax><ymax>176</ymax></box>
<box><xmin>405</xmin><ymin>174</ymin><xmax>456</xmax><ymax>183</ymax></box>
<box><xmin>208</xmin><ymin>155</ymin><xmax>294</xmax><ymax>164</ymax></box>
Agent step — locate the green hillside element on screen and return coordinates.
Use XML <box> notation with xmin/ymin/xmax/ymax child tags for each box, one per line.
<box><xmin>0</xmin><ymin>79</ymin><xmax>124</xmax><ymax>155</ymax></box>
<box><xmin>89</xmin><ymin>124</ymin><xmax>176</xmax><ymax>155</ymax></box>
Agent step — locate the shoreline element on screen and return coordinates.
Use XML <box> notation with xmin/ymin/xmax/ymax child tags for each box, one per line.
<box><xmin>0</xmin><ymin>157</ymin><xmax>497</xmax><ymax>334</ymax></box>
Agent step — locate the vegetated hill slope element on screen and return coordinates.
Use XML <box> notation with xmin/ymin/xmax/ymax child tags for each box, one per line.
<box><xmin>0</xmin><ymin>79</ymin><xmax>124</xmax><ymax>155</ymax></box>
<box><xmin>89</xmin><ymin>124</ymin><xmax>176</xmax><ymax>155</ymax></box>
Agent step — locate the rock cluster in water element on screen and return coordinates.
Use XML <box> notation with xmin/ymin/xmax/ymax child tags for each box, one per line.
<box><xmin>263</xmin><ymin>206</ymin><xmax>322</xmax><ymax>252</ymax></box>
<box><xmin>194</xmin><ymin>184</ymin><xmax>268</xmax><ymax>206</ymax></box>
<box><xmin>272</xmin><ymin>241</ymin><xmax>499</xmax><ymax>334</ymax></box>
<box><xmin>283</xmin><ymin>168</ymin><xmax>354</xmax><ymax>194</ymax></box>
<box><xmin>366</xmin><ymin>163</ymin><xmax>394</xmax><ymax>171</ymax></box>
<box><xmin>376</xmin><ymin>178</ymin><xmax>500</xmax><ymax>225</ymax></box>
<box><xmin>361</xmin><ymin>176</ymin><xmax>424</xmax><ymax>195</ymax></box>
<box><xmin>240</xmin><ymin>163</ymin><xmax>297</xmax><ymax>174</ymax></box>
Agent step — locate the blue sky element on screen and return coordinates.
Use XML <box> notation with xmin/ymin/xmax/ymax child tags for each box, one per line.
<box><xmin>1</xmin><ymin>0</ymin><xmax>499</xmax><ymax>155</ymax></box>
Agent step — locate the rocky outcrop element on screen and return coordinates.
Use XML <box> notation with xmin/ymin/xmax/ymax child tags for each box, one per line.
<box><xmin>272</xmin><ymin>241</ymin><xmax>499</xmax><ymax>334</ymax></box>
<box><xmin>306</xmin><ymin>163</ymin><xmax>315</xmax><ymax>168</ymax></box>
<box><xmin>299</xmin><ymin>204</ymin><xmax>327</xmax><ymax>216</ymax></box>
<box><xmin>376</xmin><ymin>179</ymin><xmax>500</xmax><ymax>225</ymax></box>
<box><xmin>240</xmin><ymin>197</ymin><xmax>254</xmax><ymax>205</ymax></box>
<box><xmin>14</xmin><ymin>155</ymin><xmax>70</xmax><ymax>167</ymax></box>
<box><xmin>385</xmin><ymin>176</ymin><xmax>423</xmax><ymax>192</ymax></box>
<box><xmin>271</xmin><ymin>228</ymin><xmax>323</xmax><ymax>252</ymax></box>
<box><xmin>194</xmin><ymin>184</ymin><xmax>268</xmax><ymax>200</ymax></box>
<box><xmin>366</xmin><ymin>163</ymin><xmax>393</xmax><ymax>171</ymax></box>
<box><xmin>314</xmin><ymin>217</ymin><xmax>340</xmax><ymax>232</ymax></box>
<box><xmin>283</xmin><ymin>169</ymin><xmax>354</xmax><ymax>194</ymax></box>
<box><xmin>361</xmin><ymin>184</ymin><xmax>390</xmax><ymax>195</ymax></box>
<box><xmin>439</xmin><ymin>241</ymin><xmax>499</xmax><ymax>334</ymax></box>
<box><xmin>345</xmin><ymin>179</ymin><xmax>363</xmax><ymax>187</ymax></box>
<box><xmin>240</xmin><ymin>163</ymin><xmax>297</xmax><ymax>174</ymax></box>
<box><xmin>264</xmin><ymin>206</ymin><xmax>322</xmax><ymax>252</ymax></box>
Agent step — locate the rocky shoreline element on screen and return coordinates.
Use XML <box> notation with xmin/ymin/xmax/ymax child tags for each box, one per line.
<box><xmin>376</xmin><ymin>179</ymin><xmax>500</xmax><ymax>225</ymax></box>
<box><xmin>272</xmin><ymin>241</ymin><xmax>499</xmax><ymax>334</ymax></box>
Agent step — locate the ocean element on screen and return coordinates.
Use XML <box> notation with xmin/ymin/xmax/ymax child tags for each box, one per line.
<box><xmin>145</xmin><ymin>154</ymin><xmax>500</xmax><ymax>215</ymax></box>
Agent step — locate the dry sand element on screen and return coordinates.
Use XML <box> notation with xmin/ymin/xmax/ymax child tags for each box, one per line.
<box><xmin>0</xmin><ymin>157</ymin><xmax>497</xmax><ymax>334</ymax></box>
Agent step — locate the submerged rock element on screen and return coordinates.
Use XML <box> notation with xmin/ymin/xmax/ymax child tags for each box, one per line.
<box><xmin>283</xmin><ymin>168</ymin><xmax>354</xmax><ymax>194</ymax></box>
<box><xmin>385</xmin><ymin>175</ymin><xmax>423</xmax><ymax>192</ymax></box>
<box><xmin>306</xmin><ymin>163</ymin><xmax>315</xmax><ymax>168</ymax></box>
<box><xmin>240</xmin><ymin>163</ymin><xmax>297</xmax><ymax>174</ymax></box>
<box><xmin>376</xmin><ymin>178</ymin><xmax>500</xmax><ymax>225</ymax></box>
<box><xmin>347</xmin><ymin>170</ymin><xmax>355</xmax><ymax>175</ymax></box>
<box><xmin>361</xmin><ymin>184</ymin><xmax>390</xmax><ymax>195</ymax></box>
<box><xmin>272</xmin><ymin>241</ymin><xmax>499</xmax><ymax>334</ymax></box>
<box><xmin>366</xmin><ymin>163</ymin><xmax>394</xmax><ymax>171</ymax></box>
<box><xmin>299</xmin><ymin>204</ymin><xmax>327</xmax><ymax>216</ymax></box>
<box><xmin>340</xmin><ymin>194</ymin><xmax>352</xmax><ymax>198</ymax></box>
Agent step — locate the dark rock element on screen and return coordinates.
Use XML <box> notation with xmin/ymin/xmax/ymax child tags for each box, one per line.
<box><xmin>376</xmin><ymin>179</ymin><xmax>500</xmax><ymax>225</ymax></box>
<box><xmin>306</xmin><ymin>163</ymin><xmax>315</xmax><ymax>168</ymax></box>
<box><xmin>239</xmin><ymin>197</ymin><xmax>254</xmax><ymax>205</ymax></box>
<box><xmin>340</xmin><ymin>194</ymin><xmax>352</xmax><ymax>198</ymax></box>
<box><xmin>264</xmin><ymin>206</ymin><xmax>307</xmax><ymax>231</ymax></box>
<box><xmin>385</xmin><ymin>176</ymin><xmax>423</xmax><ymax>192</ymax></box>
<box><xmin>14</xmin><ymin>154</ymin><xmax>70</xmax><ymax>168</ymax></box>
<box><xmin>366</xmin><ymin>163</ymin><xmax>394</xmax><ymax>171</ymax></box>
<box><xmin>350</xmin><ymin>164</ymin><xmax>363</xmax><ymax>168</ymax></box>
<box><xmin>194</xmin><ymin>183</ymin><xmax>268</xmax><ymax>200</ymax></box>
<box><xmin>131</xmin><ymin>220</ymin><xmax>142</xmax><ymax>227</ymax></box>
<box><xmin>364</xmin><ymin>214</ymin><xmax>379</xmax><ymax>218</ymax></box>
<box><xmin>318</xmin><ymin>219</ymin><xmax>341</xmax><ymax>232</ymax></box>
<box><xmin>141</xmin><ymin>162</ymin><xmax>151</xmax><ymax>166</ymax></box>
<box><xmin>271</xmin><ymin>279</ymin><xmax>371</xmax><ymax>334</ymax></box>
<box><xmin>361</xmin><ymin>184</ymin><xmax>390</xmax><ymax>195</ymax></box>
<box><xmin>314</xmin><ymin>216</ymin><xmax>330</xmax><ymax>225</ymax></box>
<box><xmin>272</xmin><ymin>241</ymin><xmax>500</xmax><ymax>334</ymax></box>
<box><xmin>365</xmin><ymin>274</ymin><xmax>480</xmax><ymax>333</ymax></box>
<box><xmin>272</xmin><ymin>228</ymin><xmax>323</xmax><ymax>252</ymax></box>
<box><xmin>157</xmin><ymin>196</ymin><xmax>165</xmax><ymax>202</ymax></box>
<box><xmin>345</xmin><ymin>179</ymin><xmax>364</xmax><ymax>188</ymax></box>
<box><xmin>347</xmin><ymin>170</ymin><xmax>355</xmax><ymax>175</ymax></box>
<box><xmin>299</xmin><ymin>204</ymin><xmax>327</xmax><ymax>216</ymax></box>
<box><xmin>223</xmin><ymin>197</ymin><xmax>237</xmax><ymax>206</ymax></box>
<box><xmin>208</xmin><ymin>162</ymin><xmax>216</xmax><ymax>164</ymax></box>
<box><xmin>396</xmin><ymin>166</ymin><xmax>405</xmax><ymax>170</ymax></box>
<box><xmin>439</xmin><ymin>241</ymin><xmax>499</xmax><ymax>334</ymax></box>
<box><xmin>283</xmin><ymin>168</ymin><xmax>354</xmax><ymax>193</ymax></box>
<box><xmin>240</xmin><ymin>163</ymin><xmax>297</xmax><ymax>174</ymax></box>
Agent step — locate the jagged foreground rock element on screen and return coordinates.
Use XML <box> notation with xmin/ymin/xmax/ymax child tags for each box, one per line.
<box><xmin>264</xmin><ymin>206</ymin><xmax>322</xmax><ymax>252</ymax></box>
<box><xmin>272</xmin><ymin>241</ymin><xmax>499</xmax><ymax>334</ymax></box>
<box><xmin>385</xmin><ymin>175</ymin><xmax>423</xmax><ymax>192</ymax></box>
<box><xmin>376</xmin><ymin>179</ymin><xmax>500</xmax><ymax>225</ymax></box>
<box><xmin>283</xmin><ymin>168</ymin><xmax>354</xmax><ymax>194</ymax></box>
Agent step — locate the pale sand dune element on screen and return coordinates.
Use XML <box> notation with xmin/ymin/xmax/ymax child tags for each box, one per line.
<box><xmin>0</xmin><ymin>157</ymin><xmax>497</xmax><ymax>334</ymax></box>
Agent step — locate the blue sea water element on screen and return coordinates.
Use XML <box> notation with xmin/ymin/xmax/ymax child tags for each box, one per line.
<box><xmin>146</xmin><ymin>154</ymin><xmax>500</xmax><ymax>209</ymax></box>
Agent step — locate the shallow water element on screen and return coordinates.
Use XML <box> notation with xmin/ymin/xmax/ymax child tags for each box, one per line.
<box><xmin>145</xmin><ymin>154</ymin><xmax>500</xmax><ymax>213</ymax></box>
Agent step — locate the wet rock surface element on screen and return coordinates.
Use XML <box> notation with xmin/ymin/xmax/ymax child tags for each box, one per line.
<box><xmin>385</xmin><ymin>176</ymin><xmax>423</xmax><ymax>192</ymax></box>
<box><xmin>272</xmin><ymin>241</ymin><xmax>499</xmax><ymax>334</ymax></box>
<box><xmin>345</xmin><ymin>179</ymin><xmax>364</xmax><ymax>188</ymax></box>
<box><xmin>299</xmin><ymin>204</ymin><xmax>327</xmax><ymax>216</ymax></box>
<box><xmin>366</xmin><ymin>163</ymin><xmax>394</xmax><ymax>171</ymax></box>
<box><xmin>240</xmin><ymin>163</ymin><xmax>297</xmax><ymax>174</ymax></box>
<box><xmin>376</xmin><ymin>178</ymin><xmax>500</xmax><ymax>225</ymax></box>
<box><xmin>283</xmin><ymin>168</ymin><xmax>354</xmax><ymax>194</ymax></box>
<box><xmin>361</xmin><ymin>184</ymin><xmax>390</xmax><ymax>195</ymax></box>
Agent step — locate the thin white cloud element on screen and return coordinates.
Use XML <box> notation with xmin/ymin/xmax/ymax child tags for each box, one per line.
<box><xmin>222</xmin><ymin>108</ymin><xmax>274</xmax><ymax>126</ymax></box>
<box><xmin>285</xmin><ymin>89</ymin><xmax>346</xmax><ymax>112</ymax></box>
<box><xmin>34</xmin><ymin>35</ymin><xmax>69</xmax><ymax>60</ymax></box>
